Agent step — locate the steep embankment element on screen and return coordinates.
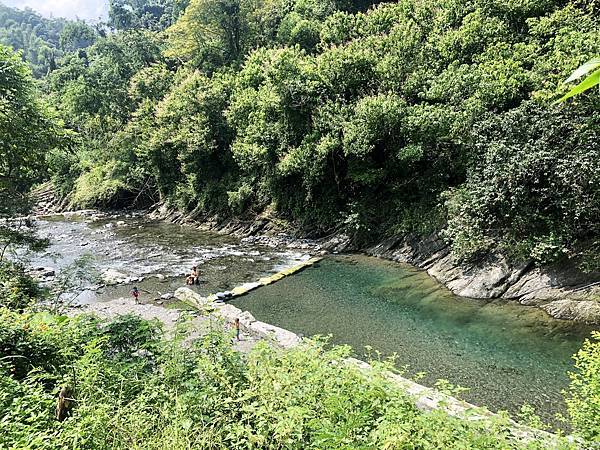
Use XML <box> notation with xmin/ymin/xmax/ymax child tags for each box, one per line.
<box><xmin>363</xmin><ymin>235</ymin><xmax>600</xmax><ymax>324</ymax></box>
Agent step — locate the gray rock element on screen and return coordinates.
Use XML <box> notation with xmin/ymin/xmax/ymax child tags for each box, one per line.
<box><xmin>174</xmin><ymin>287</ymin><xmax>211</xmax><ymax>309</ymax></box>
<box><xmin>102</xmin><ymin>268</ymin><xmax>128</xmax><ymax>285</ymax></box>
<box><xmin>541</xmin><ymin>300</ymin><xmax>600</xmax><ymax>324</ymax></box>
<box><xmin>160</xmin><ymin>293</ymin><xmax>174</xmax><ymax>300</ymax></box>
<box><xmin>36</xmin><ymin>267</ymin><xmax>56</xmax><ymax>278</ymax></box>
<box><xmin>363</xmin><ymin>232</ymin><xmax>600</xmax><ymax>323</ymax></box>
<box><xmin>249</xmin><ymin>321</ymin><xmax>300</xmax><ymax>349</ymax></box>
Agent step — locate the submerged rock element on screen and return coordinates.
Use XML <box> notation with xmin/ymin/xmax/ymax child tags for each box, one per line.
<box><xmin>542</xmin><ymin>300</ymin><xmax>600</xmax><ymax>324</ymax></box>
<box><xmin>364</xmin><ymin>233</ymin><xmax>600</xmax><ymax>322</ymax></box>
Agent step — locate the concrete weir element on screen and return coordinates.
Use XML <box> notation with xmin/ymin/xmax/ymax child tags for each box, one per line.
<box><xmin>173</xmin><ymin>258</ymin><xmax>570</xmax><ymax>447</ymax></box>
<box><xmin>177</xmin><ymin>256</ymin><xmax>323</xmax><ymax>306</ymax></box>
<box><xmin>175</xmin><ymin>258</ymin><xmax>323</xmax><ymax>348</ymax></box>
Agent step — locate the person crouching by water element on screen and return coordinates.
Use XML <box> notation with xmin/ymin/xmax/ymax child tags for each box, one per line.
<box><xmin>131</xmin><ymin>286</ymin><xmax>140</xmax><ymax>304</ymax></box>
<box><xmin>186</xmin><ymin>266</ymin><xmax>200</xmax><ymax>285</ymax></box>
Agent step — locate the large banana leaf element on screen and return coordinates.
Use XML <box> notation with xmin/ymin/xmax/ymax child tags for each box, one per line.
<box><xmin>558</xmin><ymin>57</ymin><xmax>600</xmax><ymax>102</ymax></box>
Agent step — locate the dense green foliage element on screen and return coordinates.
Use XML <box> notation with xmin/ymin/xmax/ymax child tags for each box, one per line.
<box><xmin>0</xmin><ymin>4</ymin><xmax>99</xmax><ymax>78</ymax></box>
<box><xmin>0</xmin><ymin>305</ymin><xmax>574</xmax><ymax>449</ymax></box>
<box><xmin>567</xmin><ymin>331</ymin><xmax>600</xmax><ymax>443</ymax></box>
<box><xmin>0</xmin><ymin>42</ymin><xmax>61</xmax><ymax>256</ymax></box>
<box><xmin>0</xmin><ymin>262</ymin><xmax>42</xmax><ymax>310</ymax></box>
<box><xmin>15</xmin><ymin>0</ymin><xmax>595</xmax><ymax>269</ymax></box>
<box><xmin>0</xmin><ymin>43</ymin><xmax>59</xmax><ymax>214</ymax></box>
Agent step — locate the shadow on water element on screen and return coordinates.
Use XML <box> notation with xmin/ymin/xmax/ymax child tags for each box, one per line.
<box><xmin>231</xmin><ymin>254</ymin><xmax>596</xmax><ymax>429</ymax></box>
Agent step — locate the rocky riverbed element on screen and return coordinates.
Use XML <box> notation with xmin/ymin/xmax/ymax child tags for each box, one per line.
<box><xmin>22</xmin><ymin>210</ymin><xmax>316</xmax><ymax>309</ymax></box>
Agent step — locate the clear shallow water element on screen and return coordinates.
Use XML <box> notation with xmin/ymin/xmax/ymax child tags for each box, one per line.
<box><xmin>27</xmin><ymin>215</ymin><xmax>309</xmax><ymax>304</ymax></box>
<box><xmin>231</xmin><ymin>254</ymin><xmax>596</xmax><ymax>426</ymax></box>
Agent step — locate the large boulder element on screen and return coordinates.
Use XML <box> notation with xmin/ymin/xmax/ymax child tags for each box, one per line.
<box><xmin>174</xmin><ymin>287</ymin><xmax>211</xmax><ymax>310</ymax></box>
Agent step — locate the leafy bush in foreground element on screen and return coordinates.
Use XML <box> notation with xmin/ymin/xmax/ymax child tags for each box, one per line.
<box><xmin>0</xmin><ymin>308</ymin><xmax>570</xmax><ymax>449</ymax></box>
<box><xmin>0</xmin><ymin>262</ymin><xmax>43</xmax><ymax>311</ymax></box>
<box><xmin>566</xmin><ymin>331</ymin><xmax>600</xmax><ymax>443</ymax></box>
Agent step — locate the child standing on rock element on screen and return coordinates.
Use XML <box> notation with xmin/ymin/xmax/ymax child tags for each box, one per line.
<box><xmin>131</xmin><ymin>286</ymin><xmax>140</xmax><ymax>304</ymax></box>
<box><xmin>231</xmin><ymin>318</ymin><xmax>241</xmax><ymax>341</ymax></box>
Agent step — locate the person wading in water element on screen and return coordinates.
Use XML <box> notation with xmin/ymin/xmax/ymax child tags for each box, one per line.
<box><xmin>186</xmin><ymin>266</ymin><xmax>200</xmax><ymax>285</ymax></box>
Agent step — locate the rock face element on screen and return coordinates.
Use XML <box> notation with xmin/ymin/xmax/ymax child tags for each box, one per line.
<box><xmin>363</xmin><ymin>233</ymin><xmax>600</xmax><ymax>324</ymax></box>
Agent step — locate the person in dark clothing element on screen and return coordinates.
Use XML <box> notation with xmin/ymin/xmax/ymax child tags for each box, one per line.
<box><xmin>131</xmin><ymin>286</ymin><xmax>140</xmax><ymax>303</ymax></box>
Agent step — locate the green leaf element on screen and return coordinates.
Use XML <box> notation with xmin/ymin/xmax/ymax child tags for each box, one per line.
<box><xmin>557</xmin><ymin>68</ymin><xmax>600</xmax><ymax>103</ymax></box>
<box><xmin>564</xmin><ymin>58</ymin><xmax>600</xmax><ymax>83</ymax></box>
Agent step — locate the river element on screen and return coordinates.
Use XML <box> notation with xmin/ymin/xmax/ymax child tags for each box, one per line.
<box><xmin>26</xmin><ymin>214</ymin><xmax>596</xmax><ymax>428</ymax></box>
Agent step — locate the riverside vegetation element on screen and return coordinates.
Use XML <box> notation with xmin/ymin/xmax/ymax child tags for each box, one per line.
<box><xmin>0</xmin><ymin>268</ymin><xmax>596</xmax><ymax>449</ymax></box>
<box><xmin>1</xmin><ymin>0</ymin><xmax>600</xmax><ymax>447</ymax></box>
<box><xmin>1</xmin><ymin>0</ymin><xmax>598</xmax><ymax>270</ymax></box>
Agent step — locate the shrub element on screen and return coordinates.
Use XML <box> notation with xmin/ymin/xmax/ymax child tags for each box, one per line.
<box><xmin>566</xmin><ymin>331</ymin><xmax>600</xmax><ymax>443</ymax></box>
<box><xmin>0</xmin><ymin>262</ymin><xmax>42</xmax><ymax>310</ymax></box>
<box><xmin>443</xmin><ymin>102</ymin><xmax>600</xmax><ymax>267</ymax></box>
<box><xmin>0</xmin><ymin>309</ymin><xmax>569</xmax><ymax>449</ymax></box>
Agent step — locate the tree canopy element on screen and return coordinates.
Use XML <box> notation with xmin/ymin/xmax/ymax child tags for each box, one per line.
<box><xmin>1</xmin><ymin>0</ymin><xmax>599</xmax><ymax>270</ymax></box>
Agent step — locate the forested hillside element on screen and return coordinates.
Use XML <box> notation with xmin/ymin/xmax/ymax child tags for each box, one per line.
<box><xmin>2</xmin><ymin>2</ymin><xmax>600</xmax><ymax>447</ymax></box>
<box><xmin>4</xmin><ymin>0</ymin><xmax>600</xmax><ymax>270</ymax></box>
<box><xmin>0</xmin><ymin>4</ymin><xmax>98</xmax><ymax>77</ymax></box>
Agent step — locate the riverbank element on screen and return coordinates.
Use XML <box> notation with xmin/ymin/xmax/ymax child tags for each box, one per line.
<box><xmin>67</xmin><ymin>286</ymin><xmax>570</xmax><ymax>448</ymax></box>
<box><xmin>146</xmin><ymin>204</ymin><xmax>600</xmax><ymax>324</ymax></box>
<box><xmin>28</xmin><ymin>198</ymin><xmax>600</xmax><ymax>323</ymax></box>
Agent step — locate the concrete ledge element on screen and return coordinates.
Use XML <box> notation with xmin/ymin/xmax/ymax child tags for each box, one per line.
<box><xmin>212</xmin><ymin>301</ymin><xmax>300</xmax><ymax>349</ymax></box>
<box><xmin>346</xmin><ymin>358</ymin><xmax>566</xmax><ymax>446</ymax></box>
